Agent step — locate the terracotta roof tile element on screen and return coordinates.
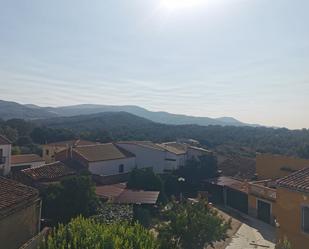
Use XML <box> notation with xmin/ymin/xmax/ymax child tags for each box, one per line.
<box><xmin>74</xmin><ymin>143</ymin><xmax>135</xmax><ymax>162</ymax></box>
<box><xmin>21</xmin><ymin>161</ymin><xmax>75</xmax><ymax>181</ymax></box>
<box><xmin>11</xmin><ymin>154</ymin><xmax>44</xmax><ymax>165</ymax></box>
<box><xmin>0</xmin><ymin>177</ymin><xmax>38</xmax><ymax>214</ymax></box>
<box><xmin>277</xmin><ymin>167</ymin><xmax>309</xmax><ymax>192</ymax></box>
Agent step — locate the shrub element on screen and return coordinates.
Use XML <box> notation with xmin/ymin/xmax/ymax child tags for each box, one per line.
<box><xmin>40</xmin><ymin>216</ymin><xmax>159</xmax><ymax>249</ymax></box>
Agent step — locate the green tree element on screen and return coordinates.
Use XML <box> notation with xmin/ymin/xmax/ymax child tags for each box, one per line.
<box><xmin>127</xmin><ymin>168</ymin><xmax>167</xmax><ymax>203</ymax></box>
<box><xmin>158</xmin><ymin>199</ymin><xmax>230</xmax><ymax>249</ymax></box>
<box><xmin>176</xmin><ymin>154</ymin><xmax>218</xmax><ymax>193</ymax></box>
<box><xmin>40</xmin><ymin>216</ymin><xmax>159</xmax><ymax>249</ymax></box>
<box><xmin>275</xmin><ymin>237</ymin><xmax>292</xmax><ymax>249</ymax></box>
<box><xmin>41</xmin><ymin>176</ymin><xmax>99</xmax><ymax>225</ymax></box>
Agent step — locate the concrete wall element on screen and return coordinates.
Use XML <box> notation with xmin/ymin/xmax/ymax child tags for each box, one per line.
<box><xmin>276</xmin><ymin>187</ymin><xmax>309</xmax><ymax>249</ymax></box>
<box><xmin>88</xmin><ymin>157</ymin><xmax>136</xmax><ymax>176</ymax></box>
<box><xmin>0</xmin><ymin>199</ymin><xmax>41</xmax><ymax>249</ymax></box>
<box><xmin>116</xmin><ymin>143</ymin><xmax>166</xmax><ymax>173</ymax></box>
<box><xmin>0</xmin><ymin>144</ymin><xmax>11</xmax><ymax>175</ymax></box>
<box><xmin>256</xmin><ymin>154</ymin><xmax>309</xmax><ymax>180</ymax></box>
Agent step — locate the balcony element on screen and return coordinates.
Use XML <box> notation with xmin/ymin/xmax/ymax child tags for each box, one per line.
<box><xmin>0</xmin><ymin>156</ymin><xmax>6</xmax><ymax>164</ymax></box>
<box><xmin>249</xmin><ymin>182</ymin><xmax>277</xmax><ymax>201</ymax></box>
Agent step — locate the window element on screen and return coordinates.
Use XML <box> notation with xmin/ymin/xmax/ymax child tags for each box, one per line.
<box><xmin>302</xmin><ymin>206</ymin><xmax>309</xmax><ymax>233</ymax></box>
<box><xmin>46</xmin><ymin>149</ymin><xmax>49</xmax><ymax>156</ymax></box>
<box><xmin>119</xmin><ymin>164</ymin><xmax>124</xmax><ymax>173</ymax></box>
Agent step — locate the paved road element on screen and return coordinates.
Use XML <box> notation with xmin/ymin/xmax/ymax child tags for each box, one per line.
<box><xmin>226</xmin><ymin>216</ymin><xmax>275</xmax><ymax>249</ymax></box>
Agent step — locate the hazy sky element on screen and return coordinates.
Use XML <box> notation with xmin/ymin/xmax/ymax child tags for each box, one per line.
<box><xmin>0</xmin><ymin>0</ymin><xmax>308</xmax><ymax>129</ymax></box>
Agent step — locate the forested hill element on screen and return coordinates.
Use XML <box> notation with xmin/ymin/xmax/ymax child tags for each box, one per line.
<box><xmin>1</xmin><ymin>111</ymin><xmax>309</xmax><ymax>158</ymax></box>
<box><xmin>33</xmin><ymin>112</ymin><xmax>309</xmax><ymax>158</ymax></box>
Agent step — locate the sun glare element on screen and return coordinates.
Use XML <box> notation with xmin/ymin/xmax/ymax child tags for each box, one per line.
<box><xmin>160</xmin><ymin>0</ymin><xmax>205</xmax><ymax>10</ymax></box>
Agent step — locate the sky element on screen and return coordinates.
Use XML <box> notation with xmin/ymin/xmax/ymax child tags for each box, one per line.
<box><xmin>0</xmin><ymin>0</ymin><xmax>308</xmax><ymax>129</ymax></box>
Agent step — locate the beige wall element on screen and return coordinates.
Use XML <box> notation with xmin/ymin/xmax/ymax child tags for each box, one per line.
<box><xmin>0</xmin><ymin>144</ymin><xmax>12</xmax><ymax>175</ymax></box>
<box><xmin>42</xmin><ymin>145</ymin><xmax>67</xmax><ymax>163</ymax></box>
<box><xmin>276</xmin><ymin>187</ymin><xmax>309</xmax><ymax>249</ymax></box>
<box><xmin>256</xmin><ymin>154</ymin><xmax>309</xmax><ymax>180</ymax></box>
<box><xmin>0</xmin><ymin>199</ymin><xmax>41</xmax><ymax>249</ymax></box>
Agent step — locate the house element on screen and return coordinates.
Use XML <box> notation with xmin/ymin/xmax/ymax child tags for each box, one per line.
<box><xmin>275</xmin><ymin>167</ymin><xmax>309</xmax><ymax>249</ymax></box>
<box><xmin>11</xmin><ymin>154</ymin><xmax>45</xmax><ymax>173</ymax></box>
<box><xmin>55</xmin><ymin>143</ymin><xmax>136</xmax><ymax>177</ymax></box>
<box><xmin>95</xmin><ymin>183</ymin><xmax>160</xmax><ymax>205</ymax></box>
<box><xmin>42</xmin><ymin>139</ymin><xmax>96</xmax><ymax>163</ymax></box>
<box><xmin>0</xmin><ymin>135</ymin><xmax>12</xmax><ymax>176</ymax></box>
<box><xmin>116</xmin><ymin>141</ymin><xmax>210</xmax><ymax>173</ymax></box>
<box><xmin>16</xmin><ymin>161</ymin><xmax>76</xmax><ymax>188</ymax></box>
<box><xmin>256</xmin><ymin>153</ymin><xmax>309</xmax><ymax>180</ymax></box>
<box><xmin>0</xmin><ymin>177</ymin><xmax>41</xmax><ymax>249</ymax></box>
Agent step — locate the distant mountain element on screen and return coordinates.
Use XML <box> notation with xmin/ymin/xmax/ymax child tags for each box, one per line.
<box><xmin>0</xmin><ymin>100</ymin><xmax>56</xmax><ymax>120</ymax></box>
<box><xmin>41</xmin><ymin>104</ymin><xmax>258</xmax><ymax>127</ymax></box>
<box><xmin>0</xmin><ymin>99</ymin><xmax>258</xmax><ymax>127</ymax></box>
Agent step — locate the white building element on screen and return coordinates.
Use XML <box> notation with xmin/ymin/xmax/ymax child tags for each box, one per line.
<box><xmin>0</xmin><ymin>135</ymin><xmax>11</xmax><ymax>176</ymax></box>
<box><xmin>60</xmin><ymin>143</ymin><xmax>136</xmax><ymax>176</ymax></box>
<box><xmin>116</xmin><ymin>141</ymin><xmax>210</xmax><ymax>173</ymax></box>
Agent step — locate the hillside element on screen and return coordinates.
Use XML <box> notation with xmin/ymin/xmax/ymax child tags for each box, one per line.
<box><xmin>0</xmin><ymin>100</ymin><xmax>56</xmax><ymax>120</ymax></box>
<box><xmin>0</xmin><ymin>99</ymin><xmax>257</xmax><ymax>127</ymax></box>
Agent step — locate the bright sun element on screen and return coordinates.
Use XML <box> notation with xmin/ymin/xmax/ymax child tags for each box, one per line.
<box><xmin>160</xmin><ymin>0</ymin><xmax>205</xmax><ymax>10</ymax></box>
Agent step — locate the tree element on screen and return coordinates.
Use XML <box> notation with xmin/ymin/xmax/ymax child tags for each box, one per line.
<box><xmin>176</xmin><ymin>154</ymin><xmax>218</xmax><ymax>194</ymax></box>
<box><xmin>40</xmin><ymin>216</ymin><xmax>159</xmax><ymax>249</ymax></box>
<box><xmin>41</xmin><ymin>176</ymin><xmax>99</xmax><ymax>225</ymax></box>
<box><xmin>127</xmin><ymin>168</ymin><xmax>167</xmax><ymax>203</ymax></box>
<box><xmin>158</xmin><ymin>199</ymin><xmax>230</xmax><ymax>249</ymax></box>
<box><xmin>275</xmin><ymin>237</ymin><xmax>292</xmax><ymax>249</ymax></box>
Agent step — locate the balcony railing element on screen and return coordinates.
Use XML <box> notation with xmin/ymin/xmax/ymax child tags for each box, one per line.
<box><xmin>0</xmin><ymin>157</ymin><xmax>6</xmax><ymax>164</ymax></box>
<box><xmin>249</xmin><ymin>183</ymin><xmax>277</xmax><ymax>201</ymax></box>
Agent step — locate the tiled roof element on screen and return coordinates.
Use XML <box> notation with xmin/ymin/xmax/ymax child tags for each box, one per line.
<box><xmin>95</xmin><ymin>184</ymin><xmax>126</xmax><ymax>199</ymax></box>
<box><xmin>74</xmin><ymin>143</ymin><xmax>135</xmax><ymax>162</ymax></box>
<box><xmin>21</xmin><ymin>161</ymin><xmax>75</xmax><ymax>181</ymax></box>
<box><xmin>0</xmin><ymin>135</ymin><xmax>11</xmax><ymax>145</ymax></box>
<box><xmin>43</xmin><ymin>139</ymin><xmax>96</xmax><ymax>147</ymax></box>
<box><xmin>11</xmin><ymin>154</ymin><xmax>44</xmax><ymax>165</ymax></box>
<box><xmin>158</xmin><ymin>142</ymin><xmax>187</xmax><ymax>155</ymax></box>
<box><xmin>276</xmin><ymin>167</ymin><xmax>309</xmax><ymax>192</ymax></box>
<box><xmin>95</xmin><ymin>184</ymin><xmax>159</xmax><ymax>204</ymax></box>
<box><xmin>115</xmin><ymin>190</ymin><xmax>159</xmax><ymax>204</ymax></box>
<box><xmin>0</xmin><ymin>177</ymin><xmax>38</xmax><ymax>215</ymax></box>
<box><xmin>117</xmin><ymin>141</ymin><xmax>165</xmax><ymax>151</ymax></box>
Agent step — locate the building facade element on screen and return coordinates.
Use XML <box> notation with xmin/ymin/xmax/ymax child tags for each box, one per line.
<box><xmin>0</xmin><ymin>177</ymin><xmax>41</xmax><ymax>249</ymax></box>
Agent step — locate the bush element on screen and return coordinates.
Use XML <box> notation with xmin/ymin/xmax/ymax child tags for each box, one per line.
<box><xmin>40</xmin><ymin>216</ymin><xmax>159</xmax><ymax>249</ymax></box>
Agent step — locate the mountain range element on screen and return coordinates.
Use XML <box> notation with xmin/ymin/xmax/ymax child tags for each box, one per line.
<box><xmin>0</xmin><ymin>99</ymin><xmax>258</xmax><ymax>127</ymax></box>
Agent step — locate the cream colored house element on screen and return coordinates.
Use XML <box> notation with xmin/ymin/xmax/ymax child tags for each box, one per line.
<box><xmin>42</xmin><ymin>139</ymin><xmax>95</xmax><ymax>163</ymax></box>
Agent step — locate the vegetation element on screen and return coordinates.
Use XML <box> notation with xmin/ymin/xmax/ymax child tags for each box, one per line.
<box><xmin>40</xmin><ymin>216</ymin><xmax>159</xmax><ymax>249</ymax></box>
<box><xmin>275</xmin><ymin>237</ymin><xmax>292</xmax><ymax>249</ymax></box>
<box><xmin>92</xmin><ymin>204</ymin><xmax>133</xmax><ymax>224</ymax></box>
<box><xmin>176</xmin><ymin>154</ymin><xmax>218</xmax><ymax>194</ymax></box>
<box><xmin>41</xmin><ymin>176</ymin><xmax>99</xmax><ymax>225</ymax></box>
<box><xmin>158</xmin><ymin>199</ymin><xmax>230</xmax><ymax>249</ymax></box>
<box><xmin>127</xmin><ymin>168</ymin><xmax>167</xmax><ymax>203</ymax></box>
<box><xmin>2</xmin><ymin>113</ymin><xmax>309</xmax><ymax>159</ymax></box>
